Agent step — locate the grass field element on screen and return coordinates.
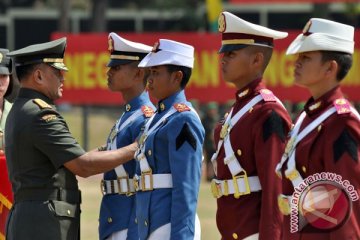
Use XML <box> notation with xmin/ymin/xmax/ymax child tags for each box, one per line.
<box><xmin>62</xmin><ymin>108</ymin><xmax>221</xmax><ymax>240</ymax></box>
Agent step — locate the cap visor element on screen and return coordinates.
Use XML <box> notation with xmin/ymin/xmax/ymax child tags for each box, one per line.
<box><xmin>51</xmin><ymin>62</ymin><xmax>68</xmax><ymax>71</ymax></box>
<box><xmin>0</xmin><ymin>66</ymin><xmax>11</xmax><ymax>75</ymax></box>
<box><xmin>218</xmin><ymin>44</ymin><xmax>249</xmax><ymax>53</ymax></box>
<box><xmin>107</xmin><ymin>59</ymin><xmax>136</xmax><ymax>67</ymax></box>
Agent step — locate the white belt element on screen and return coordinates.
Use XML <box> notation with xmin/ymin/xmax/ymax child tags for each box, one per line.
<box><xmin>101</xmin><ymin>177</ymin><xmax>135</xmax><ymax>195</ymax></box>
<box><xmin>134</xmin><ymin>173</ymin><xmax>173</xmax><ymax>191</ymax></box>
<box><xmin>211</xmin><ymin>173</ymin><xmax>261</xmax><ymax>199</ymax></box>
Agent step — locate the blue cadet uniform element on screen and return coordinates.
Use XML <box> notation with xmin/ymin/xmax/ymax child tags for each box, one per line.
<box><xmin>135</xmin><ymin>39</ymin><xmax>205</xmax><ymax>240</ymax></box>
<box><xmin>99</xmin><ymin>92</ymin><xmax>155</xmax><ymax>240</ymax></box>
<box><xmin>135</xmin><ymin>90</ymin><xmax>204</xmax><ymax>240</ymax></box>
<box><xmin>99</xmin><ymin>32</ymin><xmax>154</xmax><ymax>240</ymax></box>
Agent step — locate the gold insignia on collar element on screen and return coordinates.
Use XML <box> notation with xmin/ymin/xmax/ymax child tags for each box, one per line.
<box><xmin>125</xmin><ymin>104</ymin><xmax>131</xmax><ymax>111</ymax></box>
<box><xmin>33</xmin><ymin>99</ymin><xmax>52</xmax><ymax>109</ymax></box>
<box><xmin>303</xmin><ymin>20</ymin><xmax>312</xmax><ymax>34</ymax></box>
<box><xmin>218</xmin><ymin>13</ymin><xmax>226</xmax><ymax>33</ymax></box>
<box><xmin>108</xmin><ymin>36</ymin><xmax>114</xmax><ymax>53</ymax></box>
<box><xmin>238</xmin><ymin>89</ymin><xmax>249</xmax><ymax>98</ymax></box>
<box><xmin>160</xmin><ymin>103</ymin><xmax>165</xmax><ymax>111</ymax></box>
<box><xmin>42</xmin><ymin>114</ymin><xmax>57</xmax><ymax>122</ymax></box>
<box><xmin>0</xmin><ymin>53</ymin><xmax>3</xmax><ymax>63</ymax></box>
<box><xmin>309</xmin><ymin>101</ymin><xmax>321</xmax><ymax>111</ymax></box>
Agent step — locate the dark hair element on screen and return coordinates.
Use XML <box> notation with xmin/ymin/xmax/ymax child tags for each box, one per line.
<box><xmin>165</xmin><ymin>64</ymin><xmax>192</xmax><ymax>89</ymax></box>
<box><xmin>320</xmin><ymin>51</ymin><xmax>353</xmax><ymax>81</ymax></box>
<box><xmin>15</xmin><ymin>64</ymin><xmax>40</xmax><ymax>81</ymax></box>
<box><xmin>246</xmin><ymin>46</ymin><xmax>273</xmax><ymax>72</ymax></box>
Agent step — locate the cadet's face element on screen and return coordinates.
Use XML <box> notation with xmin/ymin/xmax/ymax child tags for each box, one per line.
<box><xmin>42</xmin><ymin>65</ymin><xmax>65</xmax><ymax>100</ymax></box>
<box><xmin>0</xmin><ymin>74</ymin><xmax>10</xmax><ymax>98</ymax></box>
<box><xmin>221</xmin><ymin>48</ymin><xmax>252</xmax><ymax>86</ymax></box>
<box><xmin>147</xmin><ymin>66</ymin><xmax>179</xmax><ymax>100</ymax></box>
<box><xmin>294</xmin><ymin>51</ymin><xmax>328</xmax><ymax>88</ymax></box>
<box><xmin>106</xmin><ymin>63</ymin><xmax>138</xmax><ymax>92</ymax></box>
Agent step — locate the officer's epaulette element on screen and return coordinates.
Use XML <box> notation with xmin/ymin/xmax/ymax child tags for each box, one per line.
<box><xmin>33</xmin><ymin>99</ymin><xmax>52</xmax><ymax>109</ymax></box>
<box><xmin>259</xmin><ymin>89</ymin><xmax>276</xmax><ymax>102</ymax></box>
<box><xmin>141</xmin><ymin>105</ymin><xmax>154</xmax><ymax>118</ymax></box>
<box><xmin>333</xmin><ymin>98</ymin><xmax>351</xmax><ymax>114</ymax></box>
<box><xmin>173</xmin><ymin>103</ymin><xmax>191</xmax><ymax>112</ymax></box>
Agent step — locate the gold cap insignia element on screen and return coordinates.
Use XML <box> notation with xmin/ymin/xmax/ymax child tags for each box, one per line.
<box><xmin>108</xmin><ymin>36</ymin><xmax>114</xmax><ymax>53</ymax></box>
<box><xmin>303</xmin><ymin>20</ymin><xmax>312</xmax><ymax>34</ymax></box>
<box><xmin>218</xmin><ymin>13</ymin><xmax>226</xmax><ymax>33</ymax></box>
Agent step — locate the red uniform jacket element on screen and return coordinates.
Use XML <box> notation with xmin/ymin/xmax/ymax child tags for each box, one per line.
<box><xmin>281</xmin><ymin>87</ymin><xmax>360</xmax><ymax>239</ymax></box>
<box><xmin>214</xmin><ymin>79</ymin><xmax>292</xmax><ymax>240</ymax></box>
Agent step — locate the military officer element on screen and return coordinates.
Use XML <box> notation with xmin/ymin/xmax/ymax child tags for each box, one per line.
<box><xmin>212</xmin><ymin>12</ymin><xmax>292</xmax><ymax>240</ymax></box>
<box><xmin>99</xmin><ymin>33</ymin><xmax>155</xmax><ymax>240</ymax></box>
<box><xmin>276</xmin><ymin>18</ymin><xmax>360</xmax><ymax>239</ymax></box>
<box><xmin>5</xmin><ymin>38</ymin><xmax>138</xmax><ymax>240</ymax></box>
<box><xmin>0</xmin><ymin>48</ymin><xmax>15</xmax><ymax>239</ymax></box>
<box><xmin>134</xmin><ymin>39</ymin><xmax>205</xmax><ymax>240</ymax></box>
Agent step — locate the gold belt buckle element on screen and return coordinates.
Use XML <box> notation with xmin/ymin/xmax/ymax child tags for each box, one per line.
<box><xmin>117</xmin><ymin>175</ymin><xmax>133</xmax><ymax>196</ymax></box>
<box><xmin>133</xmin><ymin>176</ymin><xmax>140</xmax><ymax>191</ymax></box>
<box><xmin>278</xmin><ymin>195</ymin><xmax>291</xmax><ymax>215</ymax></box>
<box><xmin>210</xmin><ymin>179</ymin><xmax>222</xmax><ymax>198</ymax></box>
<box><xmin>100</xmin><ymin>180</ymin><xmax>106</xmax><ymax>195</ymax></box>
<box><xmin>141</xmin><ymin>170</ymin><xmax>153</xmax><ymax>191</ymax></box>
<box><xmin>233</xmin><ymin>170</ymin><xmax>250</xmax><ymax>199</ymax></box>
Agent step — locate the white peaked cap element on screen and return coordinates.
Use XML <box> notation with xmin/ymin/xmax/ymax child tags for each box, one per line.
<box><xmin>218</xmin><ymin>11</ymin><xmax>288</xmax><ymax>53</ymax></box>
<box><xmin>286</xmin><ymin>18</ymin><xmax>354</xmax><ymax>55</ymax></box>
<box><xmin>138</xmin><ymin>39</ymin><xmax>194</xmax><ymax>69</ymax></box>
<box><xmin>107</xmin><ymin>32</ymin><xmax>152</xmax><ymax>67</ymax></box>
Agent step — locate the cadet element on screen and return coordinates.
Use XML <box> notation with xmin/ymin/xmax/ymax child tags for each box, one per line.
<box><xmin>134</xmin><ymin>39</ymin><xmax>205</xmax><ymax>240</ymax></box>
<box><xmin>211</xmin><ymin>12</ymin><xmax>292</xmax><ymax>239</ymax></box>
<box><xmin>99</xmin><ymin>33</ymin><xmax>155</xmax><ymax>240</ymax></box>
<box><xmin>276</xmin><ymin>18</ymin><xmax>360</xmax><ymax>239</ymax></box>
<box><xmin>5</xmin><ymin>38</ymin><xmax>138</xmax><ymax>240</ymax></box>
<box><xmin>0</xmin><ymin>48</ymin><xmax>15</xmax><ymax>238</ymax></box>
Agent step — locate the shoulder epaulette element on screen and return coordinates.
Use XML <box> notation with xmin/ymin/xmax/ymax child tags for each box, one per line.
<box><xmin>173</xmin><ymin>103</ymin><xmax>191</xmax><ymax>112</ymax></box>
<box><xmin>141</xmin><ymin>105</ymin><xmax>154</xmax><ymax>118</ymax></box>
<box><xmin>333</xmin><ymin>98</ymin><xmax>351</xmax><ymax>114</ymax></box>
<box><xmin>33</xmin><ymin>99</ymin><xmax>52</xmax><ymax>109</ymax></box>
<box><xmin>259</xmin><ymin>89</ymin><xmax>276</xmax><ymax>102</ymax></box>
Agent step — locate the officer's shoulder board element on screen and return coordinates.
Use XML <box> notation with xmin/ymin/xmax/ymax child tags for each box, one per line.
<box><xmin>333</xmin><ymin>98</ymin><xmax>351</xmax><ymax>114</ymax></box>
<box><xmin>33</xmin><ymin>98</ymin><xmax>52</xmax><ymax>109</ymax></box>
<box><xmin>173</xmin><ymin>103</ymin><xmax>191</xmax><ymax>112</ymax></box>
<box><xmin>141</xmin><ymin>105</ymin><xmax>154</xmax><ymax>118</ymax></box>
<box><xmin>259</xmin><ymin>89</ymin><xmax>276</xmax><ymax>102</ymax></box>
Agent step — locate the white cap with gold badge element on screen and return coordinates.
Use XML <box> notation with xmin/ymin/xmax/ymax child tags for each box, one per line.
<box><xmin>218</xmin><ymin>11</ymin><xmax>288</xmax><ymax>53</ymax></box>
<box><xmin>107</xmin><ymin>32</ymin><xmax>152</xmax><ymax>67</ymax></box>
<box><xmin>286</xmin><ymin>18</ymin><xmax>354</xmax><ymax>55</ymax></box>
<box><xmin>138</xmin><ymin>39</ymin><xmax>194</xmax><ymax>69</ymax></box>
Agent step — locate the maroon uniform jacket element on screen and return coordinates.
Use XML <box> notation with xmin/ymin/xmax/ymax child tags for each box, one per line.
<box><xmin>214</xmin><ymin>79</ymin><xmax>292</xmax><ymax>240</ymax></box>
<box><xmin>280</xmin><ymin>87</ymin><xmax>360</xmax><ymax>239</ymax></box>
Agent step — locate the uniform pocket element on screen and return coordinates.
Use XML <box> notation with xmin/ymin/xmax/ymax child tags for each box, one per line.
<box><xmin>48</xmin><ymin>200</ymin><xmax>78</xmax><ymax>218</ymax></box>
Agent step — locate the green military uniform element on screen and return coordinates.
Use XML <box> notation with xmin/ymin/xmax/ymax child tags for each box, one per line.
<box><xmin>5</xmin><ymin>38</ymin><xmax>85</xmax><ymax>240</ymax></box>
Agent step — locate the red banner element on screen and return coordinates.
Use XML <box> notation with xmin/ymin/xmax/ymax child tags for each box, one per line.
<box><xmin>53</xmin><ymin>32</ymin><xmax>360</xmax><ymax>105</ymax></box>
<box><xmin>0</xmin><ymin>155</ymin><xmax>13</xmax><ymax>239</ymax></box>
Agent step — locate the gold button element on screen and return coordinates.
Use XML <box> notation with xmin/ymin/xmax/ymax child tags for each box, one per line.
<box><xmin>126</xmin><ymin>104</ymin><xmax>131</xmax><ymax>111</ymax></box>
<box><xmin>134</xmin><ymin>218</ymin><xmax>138</xmax><ymax>224</ymax></box>
<box><xmin>160</xmin><ymin>103</ymin><xmax>165</xmax><ymax>111</ymax></box>
<box><xmin>317</xmin><ymin>125</ymin><xmax>322</xmax><ymax>132</ymax></box>
<box><xmin>302</xmin><ymin>166</ymin><xmax>306</xmax><ymax>173</ymax></box>
<box><xmin>232</xmin><ymin>233</ymin><xmax>238</xmax><ymax>239</ymax></box>
<box><xmin>237</xmin><ymin>149</ymin><xmax>242</xmax><ymax>156</ymax></box>
<box><xmin>144</xmin><ymin>220</ymin><xmax>148</xmax><ymax>226</ymax></box>
<box><xmin>108</xmin><ymin>217</ymin><xmax>112</xmax><ymax>223</ymax></box>
<box><xmin>67</xmin><ymin>210</ymin><xmax>71</xmax><ymax>215</ymax></box>
<box><xmin>147</xmin><ymin>150</ymin><xmax>152</xmax><ymax>156</ymax></box>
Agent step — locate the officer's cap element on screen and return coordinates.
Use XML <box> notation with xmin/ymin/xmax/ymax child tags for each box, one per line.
<box><xmin>218</xmin><ymin>11</ymin><xmax>288</xmax><ymax>53</ymax></box>
<box><xmin>138</xmin><ymin>39</ymin><xmax>194</xmax><ymax>69</ymax></box>
<box><xmin>0</xmin><ymin>49</ymin><xmax>12</xmax><ymax>75</ymax></box>
<box><xmin>107</xmin><ymin>32</ymin><xmax>152</xmax><ymax>67</ymax></box>
<box><xmin>8</xmin><ymin>37</ymin><xmax>68</xmax><ymax>71</ymax></box>
<box><xmin>286</xmin><ymin>18</ymin><xmax>354</xmax><ymax>55</ymax></box>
